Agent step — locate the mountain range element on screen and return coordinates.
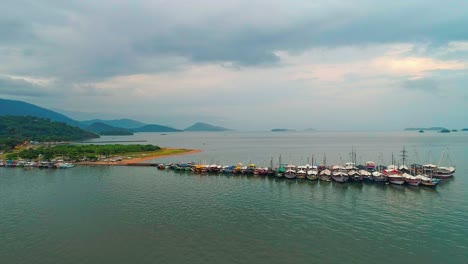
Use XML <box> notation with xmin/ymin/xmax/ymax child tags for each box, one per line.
<box><xmin>0</xmin><ymin>98</ymin><xmax>231</xmax><ymax>133</ymax></box>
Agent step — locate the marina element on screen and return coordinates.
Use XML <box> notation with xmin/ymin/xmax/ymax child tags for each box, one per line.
<box><xmin>2</xmin><ymin>147</ymin><xmax>455</xmax><ymax>188</ymax></box>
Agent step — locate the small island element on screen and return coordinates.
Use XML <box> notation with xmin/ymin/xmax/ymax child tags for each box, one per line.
<box><xmin>440</xmin><ymin>129</ymin><xmax>451</xmax><ymax>133</ymax></box>
<box><xmin>405</xmin><ymin>127</ymin><xmax>448</xmax><ymax>131</ymax></box>
<box><xmin>271</xmin><ymin>128</ymin><xmax>295</xmax><ymax>132</ymax></box>
<box><xmin>462</xmin><ymin>128</ymin><xmax>468</xmax><ymax>131</ymax></box>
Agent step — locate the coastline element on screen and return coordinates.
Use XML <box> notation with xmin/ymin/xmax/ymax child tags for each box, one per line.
<box><xmin>76</xmin><ymin>148</ymin><xmax>203</xmax><ymax>166</ymax></box>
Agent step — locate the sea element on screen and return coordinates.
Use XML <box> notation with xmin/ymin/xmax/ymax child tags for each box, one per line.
<box><xmin>1</xmin><ymin>131</ymin><xmax>467</xmax><ymax>264</ymax></box>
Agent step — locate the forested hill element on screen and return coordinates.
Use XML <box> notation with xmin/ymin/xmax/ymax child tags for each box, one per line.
<box><xmin>0</xmin><ymin>116</ymin><xmax>99</xmax><ymax>151</ymax></box>
<box><xmin>0</xmin><ymin>98</ymin><xmax>80</xmax><ymax>127</ymax></box>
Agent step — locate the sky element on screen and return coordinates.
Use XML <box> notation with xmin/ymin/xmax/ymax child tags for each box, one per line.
<box><xmin>0</xmin><ymin>0</ymin><xmax>467</xmax><ymax>130</ymax></box>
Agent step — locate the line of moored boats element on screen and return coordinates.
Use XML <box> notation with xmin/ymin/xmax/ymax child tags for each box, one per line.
<box><xmin>0</xmin><ymin>160</ymin><xmax>75</xmax><ymax>169</ymax></box>
<box><xmin>157</xmin><ymin>161</ymin><xmax>455</xmax><ymax>187</ymax></box>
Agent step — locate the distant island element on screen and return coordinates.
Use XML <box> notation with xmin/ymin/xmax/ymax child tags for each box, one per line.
<box><xmin>184</xmin><ymin>122</ymin><xmax>232</xmax><ymax>132</ymax></box>
<box><xmin>132</xmin><ymin>124</ymin><xmax>182</xmax><ymax>132</ymax></box>
<box><xmin>405</xmin><ymin>127</ymin><xmax>448</xmax><ymax>131</ymax></box>
<box><xmin>86</xmin><ymin>122</ymin><xmax>134</xmax><ymax>136</ymax></box>
<box><xmin>80</xmin><ymin>118</ymin><xmax>146</xmax><ymax>129</ymax></box>
<box><xmin>462</xmin><ymin>128</ymin><xmax>468</xmax><ymax>131</ymax></box>
<box><xmin>304</xmin><ymin>128</ymin><xmax>316</xmax><ymax>131</ymax></box>
<box><xmin>271</xmin><ymin>128</ymin><xmax>295</xmax><ymax>132</ymax></box>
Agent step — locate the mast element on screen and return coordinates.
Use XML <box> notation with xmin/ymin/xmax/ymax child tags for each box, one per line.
<box><xmin>400</xmin><ymin>146</ymin><xmax>407</xmax><ymax>166</ymax></box>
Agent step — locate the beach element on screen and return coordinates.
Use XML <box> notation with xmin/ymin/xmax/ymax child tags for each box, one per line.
<box><xmin>76</xmin><ymin>147</ymin><xmax>203</xmax><ymax>166</ymax></box>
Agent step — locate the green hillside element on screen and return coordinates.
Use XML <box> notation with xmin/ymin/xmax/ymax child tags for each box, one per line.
<box><xmin>0</xmin><ymin>116</ymin><xmax>99</xmax><ymax>151</ymax></box>
<box><xmin>0</xmin><ymin>98</ymin><xmax>81</xmax><ymax>127</ymax></box>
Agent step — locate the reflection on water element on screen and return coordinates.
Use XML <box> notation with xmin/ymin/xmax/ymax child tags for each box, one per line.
<box><xmin>1</xmin><ymin>131</ymin><xmax>467</xmax><ymax>264</ymax></box>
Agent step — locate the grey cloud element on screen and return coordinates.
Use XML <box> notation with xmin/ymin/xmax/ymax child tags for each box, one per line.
<box><xmin>0</xmin><ymin>77</ymin><xmax>50</xmax><ymax>97</ymax></box>
<box><xmin>402</xmin><ymin>78</ymin><xmax>438</xmax><ymax>92</ymax></box>
<box><xmin>1</xmin><ymin>0</ymin><xmax>468</xmax><ymax>82</ymax></box>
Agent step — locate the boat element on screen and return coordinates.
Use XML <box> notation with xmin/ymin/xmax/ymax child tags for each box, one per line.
<box><xmin>285</xmin><ymin>164</ymin><xmax>296</xmax><ymax>179</ymax></box>
<box><xmin>319</xmin><ymin>169</ymin><xmax>332</xmax><ymax>181</ymax></box>
<box><xmin>331</xmin><ymin>165</ymin><xmax>348</xmax><ymax>183</ymax></box>
<box><xmin>433</xmin><ymin>166</ymin><xmax>456</xmax><ymax>178</ymax></box>
<box><xmin>296</xmin><ymin>166</ymin><xmax>307</xmax><ymax>179</ymax></box>
<box><xmin>275</xmin><ymin>165</ymin><xmax>286</xmax><ymax>177</ymax></box>
<box><xmin>372</xmin><ymin>171</ymin><xmax>387</xmax><ymax>182</ymax></box>
<box><xmin>415</xmin><ymin>174</ymin><xmax>440</xmax><ymax>187</ymax></box>
<box><xmin>403</xmin><ymin>173</ymin><xmax>420</xmax><ymax>186</ymax></box>
<box><xmin>347</xmin><ymin>169</ymin><xmax>362</xmax><ymax>182</ymax></box>
<box><xmin>365</xmin><ymin>161</ymin><xmax>376</xmax><ymax>171</ymax></box>
<box><xmin>433</xmin><ymin>151</ymin><xmax>456</xmax><ymax>179</ymax></box>
<box><xmin>384</xmin><ymin>167</ymin><xmax>404</xmax><ymax>185</ymax></box>
<box><xmin>306</xmin><ymin>166</ymin><xmax>319</xmax><ymax>181</ymax></box>
<box><xmin>359</xmin><ymin>169</ymin><xmax>372</xmax><ymax>181</ymax></box>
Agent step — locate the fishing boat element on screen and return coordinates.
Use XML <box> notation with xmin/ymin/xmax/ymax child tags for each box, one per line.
<box><xmin>296</xmin><ymin>166</ymin><xmax>307</xmax><ymax>179</ymax></box>
<box><xmin>403</xmin><ymin>173</ymin><xmax>420</xmax><ymax>186</ymax></box>
<box><xmin>384</xmin><ymin>167</ymin><xmax>404</xmax><ymax>185</ymax></box>
<box><xmin>365</xmin><ymin>161</ymin><xmax>376</xmax><ymax>171</ymax></box>
<box><xmin>275</xmin><ymin>165</ymin><xmax>286</xmax><ymax>177</ymax></box>
<box><xmin>359</xmin><ymin>170</ymin><xmax>372</xmax><ymax>181</ymax></box>
<box><xmin>233</xmin><ymin>163</ymin><xmax>243</xmax><ymax>174</ymax></box>
<box><xmin>372</xmin><ymin>171</ymin><xmax>387</xmax><ymax>182</ymax></box>
<box><xmin>319</xmin><ymin>169</ymin><xmax>332</xmax><ymax>181</ymax></box>
<box><xmin>306</xmin><ymin>166</ymin><xmax>319</xmax><ymax>181</ymax></box>
<box><xmin>415</xmin><ymin>174</ymin><xmax>440</xmax><ymax>187</ymax></box>
<box><xmin>331</xmin><ymin>165</ymin><xmax>348</xmax><ymax>183</ymax></box>
<box><xmin>285</xmin><ymin>164</ymin><xmax>297</xmax><ymax>179</ymax></box>
<box><xmin>348</xmin><ymin>169</ymin><xmax>362</xmax><ymax>182</ymax></box>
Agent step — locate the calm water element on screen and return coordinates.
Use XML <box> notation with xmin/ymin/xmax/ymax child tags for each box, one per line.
<box><xmin>1</xmin><ymin>131</ymin><xmax>467</xmax><ymax>263</ymax></box>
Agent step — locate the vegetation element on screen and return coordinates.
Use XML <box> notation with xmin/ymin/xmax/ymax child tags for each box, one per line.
<box><xmin>0</xmin><ymin>98</ymin><xmax>80</xmax><ymax>126</ymax></box>
<box><xmin>8</xmin><ymin>144</ymin><xmax>160</xmax><ymax>161</ymax></box>
<box><xmin>0</xmin><ymin>116</ymin><xmax>99</xmax><ymax>151</ymax></box>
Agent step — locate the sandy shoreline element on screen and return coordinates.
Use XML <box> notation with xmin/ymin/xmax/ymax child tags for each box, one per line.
<box><xmin>76</xmin><ymin>148</ymin><xmax>203</xmax><ymax>166</ymax></box>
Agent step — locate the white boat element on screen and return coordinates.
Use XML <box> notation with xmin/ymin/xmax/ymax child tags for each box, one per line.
<box><xmin>306</xmin><ymin>167</ymin><xmax>319</xmax><ymax>181</ymax></box>
<box><xmin>434</xmin><ymin>151</ymin><xmax>456</xmax><ymax>178</ymax></box>
<box><xmin>285</xmin><ymin>164</ymin><xmax>296</xmax><ymax>179</ymax></box>
<box><xmin>359</xmin><ymin>170</ymin><xmax>372</xmax><ymax>181</ymax></box>
<box><xmin>434</xmin><ymin>166</ymin><xmax>456</xmax><ymax>178</ymax></box>
<box><xmin>319</xmin><ymin>169</ymin><xmax>332</xmax><ymax>181</ymax></box>
<box><xmin>347</xmin><ymin>170</ymin><xmax>362</xmax><ymax>182</ymax></box>
<box><xmin>403</xmin><ymin>173</ymin><xmax>420</xmax><ymax>186</ymax></box>
<box><xmin>296</xmin><ymin>166</ymin><xmax>307</xmax><ymax>179</ymax></box>
<box><xmin>415</xmin><ymin>174</ymin><xmax>440</xmax><ymax>187</ymax></box>
<box><xmin>372</xmin><ymin>171</ymin><xmax>387</xmax><ymax>182</ymax></box>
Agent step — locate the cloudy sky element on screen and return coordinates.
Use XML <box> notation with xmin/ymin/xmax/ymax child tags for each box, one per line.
<box><xmin>1</xmin><ymin>0</ymin><xmax>467</xmax><ymax>130</ymax></box>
